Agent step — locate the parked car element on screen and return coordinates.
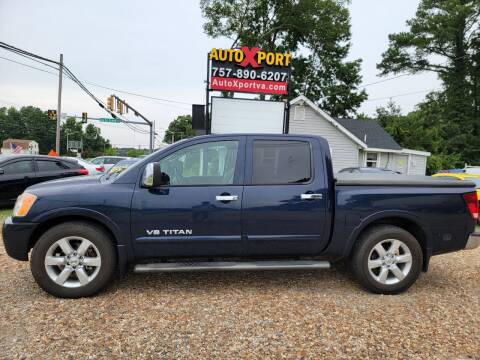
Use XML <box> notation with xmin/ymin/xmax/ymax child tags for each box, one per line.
<box><xmin>339</xmin><ymin>167</ymin><xmax>401</xmax><ymax>174</ymax></box>
<box><xmin>2</xmin><ymin>134</ymin><xmax>478</xmax><ymax>298</ymax></box>
<box><xmin>464</xmin><ymin>166</ymin><xmax>480</xmax><ymax>174</ymax></box>
<box><xmin>107</xmin><ymin>158</ymin><xmax>139</xmax><ymax>177</ymax></box>
<box><xmin>63</xmin><ymin>157</ymin><xmax>105</xmax><ymax>175</ymax></box>
<box><xmin>436</xmin><ymin>168</ymin><xmax>466</xmax><ymax>173</ymax></box>
<box><xmin>90</xmin><ymin>156</ymin><xmax>128</xmax><ymax>172</ymax></box>
<box><xmin>0</xmin><ymin>155</ymin><xmax>88</xmax><ymax>207</ymax></box>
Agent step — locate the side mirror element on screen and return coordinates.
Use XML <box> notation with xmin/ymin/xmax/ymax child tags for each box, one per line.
<box><xmin>142</xmin><ymin>162</ymin><xmax>165</xmax><ymax>188</ymax></box>
<box><xmin>0</xmin><ymin>168</ymin><xmax>4</xmax><ymax>175</ymax></box>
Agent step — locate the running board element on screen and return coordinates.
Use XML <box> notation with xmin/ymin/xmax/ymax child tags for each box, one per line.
<box><xmin>134</xmin><ymin>260</ymin><xmax>330</xmax><ymax>273</ymax></box>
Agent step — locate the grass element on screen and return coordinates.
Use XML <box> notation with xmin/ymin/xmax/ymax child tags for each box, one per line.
<box><xmin>0</xmin><ymin>208</ymin><xmax>12</xmax><ymax>223</ymax></box>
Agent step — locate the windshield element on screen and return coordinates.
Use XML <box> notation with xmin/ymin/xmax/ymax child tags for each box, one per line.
<box><xmin>105</xmin><ymin>143</ymin><xmax>174</xmax><ymax>182</ymax></box>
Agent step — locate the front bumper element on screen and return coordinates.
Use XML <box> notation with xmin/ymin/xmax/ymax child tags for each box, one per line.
<box><xmin>465</xmin><ymin>232</ymin><xmax>480</xmax><ymax>250</ymax></box>
<box><xmin>2</xmin><ymin>216</ymin><xmax>37</xmax><ymax>261</ymax></box>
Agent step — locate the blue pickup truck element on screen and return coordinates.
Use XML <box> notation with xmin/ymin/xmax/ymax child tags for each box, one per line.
<box><xmin>3</xmin><ymin>134</ymin><xmax>479</xmax><ymax>298</ymax></box>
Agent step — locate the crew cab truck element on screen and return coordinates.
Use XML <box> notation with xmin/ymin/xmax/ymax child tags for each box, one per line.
<box><xmin>3</xmin><ymin>134</ymin><xmax>479</xmax><ymax>298</ymax></box>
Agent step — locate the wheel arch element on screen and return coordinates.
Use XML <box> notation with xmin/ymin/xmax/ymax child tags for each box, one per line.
<box><xmin>347</xmin><ymin>211</ymin><xmax>431</xmax><ymax>271</ymax></box>
<box><xmin>28</xmin><ymin>208</ymin><xmax>130</xmax><ymax>276</ymax></box>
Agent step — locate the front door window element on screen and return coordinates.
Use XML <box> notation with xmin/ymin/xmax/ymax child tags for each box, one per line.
<box><xmin>159</xmin><ymin>141</ymin><xmax>238</xmax><ymax>186</ymax></box>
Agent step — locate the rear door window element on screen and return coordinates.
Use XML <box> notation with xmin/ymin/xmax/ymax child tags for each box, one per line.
<box><xmin>2</xmin><ymin>160</ymin><xmax>34</xmax><ymax>175</ymax></box>
<box><xmin>36</xmin><ymin>160</ymin><xmax>69</xmax><ymax>172</ymax></box>
<box><xmin>91</xmin><ymin>158</ymin><xmax>104</xmax><ymax>165</ymax></box>
<box><xmin>252</xmin><ymin>140</ymin><xmax>312</xmax><ymax>184</ymax></box>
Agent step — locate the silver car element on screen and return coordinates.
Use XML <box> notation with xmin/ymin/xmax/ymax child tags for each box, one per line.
<box><xmin>63</xmin><ymin>157</ymin><xmax>105</xmax><ymax>175</ymax></box>
<box><xmin>90</xmin><ymin>156</ymin><xmax>129</xmax><ymax>172</ymax></box>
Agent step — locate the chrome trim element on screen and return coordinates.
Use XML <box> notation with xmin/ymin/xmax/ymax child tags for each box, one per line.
<box><xmin>301</xmin><ymin>193</ymin><xmax>323</xmax><ymax>200</ymax></box>
<box><xmin>215</xmin><ymin>195</ymin><xmax>238</xmax><ymax>201</ymax></box>
<box><xmin>134</xmin><ymin>260</ymin><xmax>330</xmax><ymax>273</ymax></box>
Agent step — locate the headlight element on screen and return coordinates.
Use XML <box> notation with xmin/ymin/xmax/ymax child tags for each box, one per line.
<box><xmin>13</xmin><ymin>193</ymin><xmax>37</xmax><ymax>217</ymax></box>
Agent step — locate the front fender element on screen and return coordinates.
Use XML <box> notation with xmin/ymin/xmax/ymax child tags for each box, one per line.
<box><xmin>30</xmin><ymin>207</ymin><xmax>126</xmax><ymax>245</ymax></box>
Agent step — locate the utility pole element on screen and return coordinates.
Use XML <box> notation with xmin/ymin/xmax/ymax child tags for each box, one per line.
<box><xmin>150</xmin><ymin>120</ymin><xmax>155</xmax><ymax>152</ymax></box>
<box><xmin>66</xmin><ymin>130</ymin><xmax>70</xmax><ymax>154</ymax></box>
<box><xmin>55</xmin><ymin>54</ymin><xmax>63</xmax><ymax>154</ymax></box>
<box><xmin>110</xmin><ymin>95</ymin><xmax>156</xmax><ymax>153</ymax></box>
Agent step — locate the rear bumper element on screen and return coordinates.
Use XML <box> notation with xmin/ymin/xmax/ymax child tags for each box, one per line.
<box><xmin>465</xmin><ymin>232</ymin><xmax>480</xmax><ymax>250</ymax></box>
<box><xmin>2</xmin><ymin>216</ymin><xmax>37</xmax><ymax>261</ymax></box>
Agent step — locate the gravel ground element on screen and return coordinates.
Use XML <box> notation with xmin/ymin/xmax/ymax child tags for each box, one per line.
<box><xmin>0</xmin><ymin>227</ymin><xmax>479</xmax><ymax>359</ymax></box>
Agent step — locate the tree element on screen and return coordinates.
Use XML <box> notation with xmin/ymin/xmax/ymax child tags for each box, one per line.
<box><xmin>0</xmin><ymin>106</ymin><xmax>112</xmax><ymax>157</ymax></box>
<box><xmin>104</xmin><ymin>147</ymin><xmax>117</xmax><ymax>156</ymax></box>
<box><xmin>378</xmin><ymin>0</ymin><xmax>480</xmax><ymax>165</ymax></box>
<box><xmin>163</xmin><ymin>115</ymin><xmax>195</xmax><ymax>144</ymax></box>
<box><xmin>0</xmin><ymin>106</ymin><xmax>56</xmax><ymax>154</ymax></box>
<box><xmin>375</xmin><ymin>98</ymin><xmax>460</xmax><ymax>174</ymax></box>
<box><xmin>126</xmin><ymin>148</ymin><xmax>148</xmax><ymax>158</ymax></box>
<box><xmin>200</xmin><ymin>0</ymin><xmax>367</xmax><ymax>116</ymax></box>
<box><xmin>81</xmin><ymin>123</ymin><xmax>111</xmax><ymax>158</ymax></box>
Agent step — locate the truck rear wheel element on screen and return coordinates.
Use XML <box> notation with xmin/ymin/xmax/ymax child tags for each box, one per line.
<box><xmin>30</xmin><ymin>221</ymin><xmax>117</xmax><ymax>298</ymax></box>
<box><xmin>351</xmin><ymin>225</ymin><xmax>423</xmax><ymax>294</ymax></box>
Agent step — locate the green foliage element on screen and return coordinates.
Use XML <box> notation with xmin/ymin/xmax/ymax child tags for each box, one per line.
<box><xmin>200</xmin><ymin>0</ymin><xmax>367</xmax><ymax>116</ymax></box>
<box><xmin>104</xmin><ymin>147</ymin><xmax>117</xmax><ymax>156</ymax></box>
<box><xmin>0</xmin><ymin>106</ymin><xmax>56</xmax><ymax>153</ymax></box>
<box><xmin>126</xmin><ymin>148</ymin><xmax>148</xmax><ymax>157</ymax></box>
<box><xmin>377</xmin><ymin>0</ymin><xmax>480</xmax><ymax>167</ymax></box>
<box><xmin>163</xmin><ymin>115</ymin><xmax>195</xmax><ymax>144</ymax></box>
<box><xmin>0</xmin><ymin>106</ymin><xmax>111</xmax><ymax>157</ymax></box>
<box><xmin>375</xmin><ymin>99</ymin><xmax>461</xmax><ymax>174</ymax></box>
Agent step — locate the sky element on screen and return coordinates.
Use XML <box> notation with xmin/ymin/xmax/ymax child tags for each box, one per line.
<box><xmin>0</xmin><ymin>0</ymin><xmax>440</xmax><ymax>149</ymax></box>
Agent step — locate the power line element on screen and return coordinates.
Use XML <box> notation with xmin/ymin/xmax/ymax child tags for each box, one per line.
<box><xmin>364</xmin><ymin>88</ymin><xmax>442</xmax><ymax>102</ymax></box>
<box><xmin>360</xmin><ymin>54</ymin><xmax>469</xmax><ymax>88</ymax></box>
<box><xmin>361</xmin><ymin>73</ymin><xmax>410</xmax><ymax>87</ymax></box>
<box><xmin>0</xmin><ymin>41</ymin><xmax>60</xmax><ymax>65</ymax></box>
<box><xmin>0</xmin><ymin>55</ymin><xmax>59</xmax><ymax>75</ymax></box>
<box><xmin>81</xmin><ymin>81</ymin><xmax>192</xmax><ymax>106</ymax></box>
<box><xmin>0</xmin><ymin>53</ymin><xmax>191</xmax><ymax>110</ymax></box>
<box><xmin>0</xmin><ymin>42</ymin><xmax>192</xmax><ymax>108</ymax></box>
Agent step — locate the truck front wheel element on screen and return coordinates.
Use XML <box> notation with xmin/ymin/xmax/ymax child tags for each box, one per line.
<box><xmin>351</xmin><ymin>225</ymin><xmax>423</xmax><ymax>294</ymax></box>
<box><xmin>30</xmin><ymin>221</ymin><xmax>117</xmax><ymax>298</ymax></box>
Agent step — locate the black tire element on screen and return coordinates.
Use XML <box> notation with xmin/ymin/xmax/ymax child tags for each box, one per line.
<box><xmin>351</xmin><ymin>225</ymin><xmax>423</xmax><ymax>294</ymax></box>
<box><xmin>30</xmin><ymin>221</ymin><xmax>117</xmax><ymax>298</ymax></box>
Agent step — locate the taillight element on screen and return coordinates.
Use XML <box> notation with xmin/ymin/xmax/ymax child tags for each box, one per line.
<box><xmin>462</xmin><ymin>192</ymin><xmax>478</xmax><ymax>220</ymax></box>
<box><xmin>78</xmin><ymin>168</ymin><xmax>89</xmax><ymax>175</ymax></box>
<box><xmin>96</xmin><ymin>166</ymin><xmax>104</xmax><ymax>172</ymax></box>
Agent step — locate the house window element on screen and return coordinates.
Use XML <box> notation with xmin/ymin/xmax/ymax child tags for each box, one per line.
<box><xmin>294</xmin><ymin>105</ymin><xmax>305</xmax><ymax>120</ymax></box>
<box><xmin>366</xmin><ymin>152</ymin><xmax>379</xmax><ymax>168</ymax></box>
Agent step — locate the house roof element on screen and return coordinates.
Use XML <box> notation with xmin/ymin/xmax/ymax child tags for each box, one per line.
<box><xmin>290</xmin><ymin>95</ymin><xmax>367</xmax><ymax>148</ymax></box>
<box><xmin>290</xmin><ymin>95</ymin><xmax>430</xmax><ymax>156</ymax></box>
<box><xmin>335</xmin><ymin>118</ymin><xmax>402</xmax><ymax>151</ymax></box>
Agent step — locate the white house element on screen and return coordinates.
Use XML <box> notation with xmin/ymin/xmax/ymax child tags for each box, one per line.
<box><xmin>1</xmin><ymin>139</ymin><xmax>39</xmax><ymax>155</ymax></box>
<box><xmin>289</xmin><ymin>95</ymin><xmax>430</xmax><ymax>175</ymax></box>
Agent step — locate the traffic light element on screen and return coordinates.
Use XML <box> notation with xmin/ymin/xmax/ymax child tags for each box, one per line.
<box><xmin>81</xmin><ymin>112</ymin><xmax>88</xmax><ymax>124</ymax></box>
<box><xmin>107</xmin><ymin>96</ymin><xmax>114</xmax><ymax>111</ymax></box>
<box><xmin>47</xmin><ymin>109</ymin><xmax>57</xmax><ymax>121</ymax></box>
<box><xmin>117</xmin><ymin>101</ymin><xmax>124</xmax><ymax>115</ymax></box>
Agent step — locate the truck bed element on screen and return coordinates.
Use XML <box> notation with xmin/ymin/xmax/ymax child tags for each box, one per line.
<box><xmin>335</xmin><ymin>173</ymin><xmax>475</xmax><ymax>187</ymax></box>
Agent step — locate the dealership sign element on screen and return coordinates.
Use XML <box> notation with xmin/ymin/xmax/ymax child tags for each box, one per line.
<box><xmin>209</xmin><ymin>47</ymin><xmax>291</xmax><ymax>95</ymax></box>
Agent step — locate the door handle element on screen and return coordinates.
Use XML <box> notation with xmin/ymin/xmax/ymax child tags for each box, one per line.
<box><xmin>301</xmin><ymin>193</ymin><xmax>323</xmax><ymax>200</ymax></box>
<box><xmin>216</xmin><ymin>195</ymin><xmax>239</xmax><ymax>202</ymax></box>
